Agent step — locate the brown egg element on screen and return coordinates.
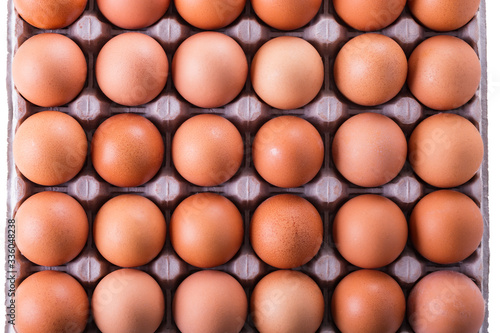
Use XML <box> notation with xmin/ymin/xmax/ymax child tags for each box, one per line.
<box><xmin>15</xmin><ymin>271</ymin><xmax>89</xmax><ymax>333</ymax></box>
<box><xmin>408</xmin><ymin>113</ymin><xmax>484</xmax><ymax>188</ymax></box>
<box><xmin>250</xmin><ymin>194</ymin><xmax>323</xmax><ymax>269</ymax></box>
<box><xmin>171</xmin><ymin>114</ymin><xmax>243</xmax><ymax>186</ymax></box>
<box><xmin>333</xmin><ymin>194</ymin><xmax>407</xmax><ymax>268</ymax></box>
<box><xmin>332</xmin><ymin>270</ymin><xmax>405</xmax><ymax>333</ymax></box>
<box><xmin>175</xmin><ymin>0</ymin><xmax>246</xmax><ymax>30</ymax></box>
<box><xmin>251</xmin><ymin>0</ymin><xmax>322</xmax><ymax>30</ymax></box>
<box><xmin>333</xmin><ymin>0</ymin><xmax>406</xmax><ymax>31</ymax></box>
<box><xmin>172</xmin><ymin>32</ymin><xmax>247</xmax><ymax>108</ymax></box>
<box><xmin>251</xmin><ymin>270</ymin><xmax>324</xmax><ymax>333</ymax></box>
<box><xmin>408</xmin><ymin>0</ymin><xmax>480</xmax><ymax>31</ymax></box>
<box><xmin>410</xmin><ymin>190</ymin><xmax>483</xmax><ymax>264</ymax></box>
<box><xmin>14</xmin><ymin>0</ymin><xmax>87</xmax><ymax>29</ymax></box>
<box><xmin>170</xmin><ymin>193</ymin><xmax>243</xmax><ymax>268</ymax></box>
<box><xmin>13</xmin><ymin>111</ymin><xmax>87</xmax><ymax>186</ymax></box>
<box><xmin>408</xmin><ymin>36</ymin><xmax>481</xmax><ymax>111</ymax></box>
<box><xmin>91</xmin><ymin>113</ymin><xmax>164</xmax><ymax>187</ymax></box>
<box><xmin>15</xmin><ymin>191</ymin><xmax>88</xmax><ymax>266</ymax></box>
<box><xmin>334</xmin><ymin>33</ymin><xmax>407</xmax><ymax>106</ymax></box>
<box><xmin>332</xmin><ymin>112</ymin><xmax>407</xmax><ymax>187</ymax></box>
<box><xmin>252</xmin><ymin>116</ymin><xmax>324</xmax><ymax>188</ymax></box>
<box><xmin>173</xmin><ymin>270</ymin><xmax>247</xmax><ymax>333</ymax></box>
<box><xmin>92</xmin><ymin>269</ymin><xmax>164</xmax><ymax>333</ymax></box>
<box><xmin>12</xmin><ymin>33</ymin><xmax>87</xmax><ymax>107</ymax></box>
<box><xmin>96</xmin><ymin>32</ymin><xmax>168</xmax><ymax>106</ymax></box>
<box><xmin>94</xmin><ymin>195</ymin><xmax>166</xmax><ymax>267</ymax></box>
<box><xmin>408</xmin><ymin>270</ymin><xmax>485</xmax><ymax>333</ymax></box>
<box><xmin>251</xmin><ymin>36</ymin><xmax>324</xmax><ymax>109</ymax></box>
<box><xmin>97</xmin><ymin>0</ymin><xmax>170</xmax><ymax>29</ymax></box>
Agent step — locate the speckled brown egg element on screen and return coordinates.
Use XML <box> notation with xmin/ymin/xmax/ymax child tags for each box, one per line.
<box><xmin>14</xmin><ymin>0</ymin><xmax>87</xmax><ymax>29</ymax></box>
<box><xmin>173</xmin><ymin>270</ymin><xmax>247</xmax><ymax>333</ymax></box>
<box><xmin>172</xmin><ymin>32</ymin><xmax>247</xmax><ymax>108</ymax></box>
<box><xmin>333</xmin><ymin>0</ymin><xmax>406</xmax><ymax>31</ymax></box>
<box><xmin>170</xmin><ymin>193</ymin><xmax>243</xmax><ymax>268</ymax></box>
<box><xmin>250</xmin><ymin>194</ymin><xmax>323</xmax><ymax>269</ymax></box>
<box><xmin>333</xmin><ymin>194</ymin><xmax>407</xmax><ymax>268</ymax></box>
<box><xmin>334</xmin><ymin>33</ymin><xmax>407</xmax><ymax>106</ymax></box>
<box><xmin>251</xmin><ymin>0</ymin><xmax>322</xmax><ymax>30</ymax></box>
<box><xmin>410</xmin><ymin>190</ymin><xmax>483</xmax><ymax>264</ymax></box>
<box><xmin>251</xmin><ymin>270</ymin><xmax>324</xmax><ymax>333</ymax></box>
<box><xmin>13</xmin><ymin>111</ymin><xmax>87</xmax><ymax>186</ymax></box>
<box><xmin>15</xmin><ymin>191</ymin><xmax>88</xmax><ymax>266</ymax></box>
<box><xmin>96</xmin><ymin>32</ymin><xmax>168</xmax><ymax>106</ymax></box>
<box><xmin>408</xmin><ymin>0</ymin><xmax>480</xmax><ymax>31</ymax></box>
<box><xmin>408</xmin><ymin>113</ymin><xmax>484</xmax><ymax>188</ymax></box>
<box><xmin>12</xmin><ymin>33</ymin><xmax>87</xmax><ymax>107</ymax></box>
<box><xmin>332</xmin><ymin>112</ymin><xmax>407</xmax><ymax>187</ymax></box>
<box><xmin>92</xmin><ymin>269</ymin><xmax>164</xmax><ymax>333</ymax></box>
<box><xmin>408</xmin><ymin>270</ymin><xmax>485</xmax><ymax>333</ymax></box>
<box><xmin>252</xmin><ymin>116</ymin><xmax>324</xmax><ymax>188</ymax></box>
<box><xmin>91</xmin><ymin>113</ymin><xmax>164</xmax><ymax>187</ymax></box>
<box><xmin>251</xmin><ymin>36</ymin><xmax>324</xmax><ymax>109</ymax></box>
<box><xmin>175</xmin><ymin>0</ymin><xmax>246</xmax><ymax>30</ymax></box>
<box><xmin>15</xmin><ymin>271</ymin><xmax>89</xmax><ymax>333</ymax></box>
<box><xmin>93</xmin><ymin>195</ymin><xmax>166</xmax><ymax>267</ymax></box>
<box><xmin>332</xmin><ymin>270</ymin><xmax>406</xmax><ymax>333</ymax></box>
<box><xmin>97</xmin><ymin>0</ymin><xmax>170</xmax><ymax>29</ymax></box>
<box><xmin>172</xmin><ymin>114</ymin><xmax>243</xmax><ymax>186</ymax></box>
<box><xmin>408</xmin><ymin>36</ymin><xmax>481</xmax><ymax>111</ymax></box>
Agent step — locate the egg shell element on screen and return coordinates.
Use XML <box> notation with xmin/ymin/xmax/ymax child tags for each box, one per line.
<box><xmin>252</xmin><ymin>116</ymin><xmax>324</xmax><ymax>188</ymax></box>
<box><xmin>97</xmin><ymin>0</ymin><xmax>170</xmax><ymax>29</ymax></box>
<box><xmin>14</xmin><ymin>0</ymin><xmax>87</xmax><ymax>29</ymax></box>
<box><xmin>333</xmin><ymin>0</ymin><xmax>406</xmax><ymax>31</ymax></box>
<box><xmin>15</xmin><ymin>271</ymin><xmax>89</xmax><ymax>333</ymax></box>
<box><xmin>173</xmin><ymin>270</ymin><xmax>247</xmax><ymax>333</ymax></box>
<box><xmin>12</xmin><ymin>33</ymin><xmax>87</xmax><ymax>107</ymax></box>
<box><xmin>174</xmin><ymin>0</ymin><xmax>246</xmax><ymax>30</ymax></box>
<box><xmin>251</xmin><ymin>270</ymin><xmax>324</xmax><ymax>333</ymax></box>
<box><xmin>251</xmin><ymin>0</ymin><xmax>322</xmax><ymax>30</ymax></box>
<box><xmin>92</xmin><ymin>269</ymin><xmax>164</xmax><ymax>333</ymax></box>
<box><xmin>408</xmin><ymin>0</ymin><xmax>480</xmax><ymax>31</ymax></box>
<box><xmin>13</xmin><ymin>111</ymin><xmax>88</xmax><ymax>186</ymax></box>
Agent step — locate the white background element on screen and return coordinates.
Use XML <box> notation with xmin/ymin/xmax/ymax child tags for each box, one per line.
<box><xmin>0</xmin><ymin>1</ymin><xmax>498</xmax><ymax>331</ymax></box>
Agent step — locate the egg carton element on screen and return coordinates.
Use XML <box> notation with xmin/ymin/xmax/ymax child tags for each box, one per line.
<box><xmin>5</xmin><ymin>0</ymin><xmax>489</xmax><ymax>332</ymax></box>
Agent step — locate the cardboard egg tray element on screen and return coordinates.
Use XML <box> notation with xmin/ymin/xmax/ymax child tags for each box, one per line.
<box><xmin>6</xmin><ymin>0</ymin><xmax>489</xmax><ymax>332</ymax></box>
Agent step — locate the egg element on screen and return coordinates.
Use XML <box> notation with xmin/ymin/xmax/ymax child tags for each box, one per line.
<box><xmin>251</xmin><ymin>270</ymin><xmax>324</xmax><ymax>333</ymax></box>
<box><xmin>332</xmin><ymin>270</ymin><xmax>405</xmax><ymax>333</ymax></box>
<box><xmin>13</xmin><ymin>111</ymin><xmax>88</xmax><ymax>186</ymax></box>
<box><xmin>334</xmin><ymin>33</ymin><xmax>407</xmax><ymax>106</ymax></box>
<box><xmin>91</xmin><ymin>113</ymin><xmax>164</xmax><ymax>187</ymax></box>
<box><xmin>12</xmin><ymin>33</ymin><xmax>87</xmax><ymax>107</ymax></box>
<box><xmin>175</xmin><ymin>0</ymin><xmax>246</xmax><ymax>30</ymax></box>
<box><xmin>251</xmin><ymin>36</ymin><xmax>324</xmax><ymax>109</ymax></box>
<box><xmin>15</xmin><ymin>191</ymin><xmax>88</xmax><ymax>266</ymax></box>
<box><xmin>170</xmin><ymin>193</ymin><xmax>243</xmax><ymax>268</ymax></box>
<box><xmin>250</xmin><ymin>194</ymin><xmax>323</xmax><ymax>269</ymax></box>
<box><xmin>332</xmin><ymin>112</ymin><xmax>407</xmax><ymax>187</ymax></box>
<box><xmin>173</xmin><ymin>270</ymin><xmax>247</xmax><ymax>333</ymax></box>
<box><xmin>94</xmin><ymin>195</ymin><xmax>166</xmax><ymax>267</ymax></box>
<box><xmin>333</xmin><ymin>0</ymin><xmax>406</xmax><ymax>31</ymax></box>
<box><xmin>96</xmin><ymin>32</ymin><xmax>168</xmax><ymax>106</ymax></box>
<box><xmin>408</xmin><ymin>0</ymin><xmax>480</xmax><ymax>31</ymax></box>
<box><xmin>410</xmin><ymin>190</ymin><xmax>483</xmax><ymax>264</ymax></box>
<box><xmin>333</xmin><ymin>194</ymin><xmax>407</xmax><ymax>268</ymax></box>
<box><xmin>408</xmin><ymin>113</ymin><xmax>484</xmax><ymax>188</ymax></box>
<box><xmin>171</xmin><ymin>114</ymin><xmax>243</xmax><ymax>186</ymax></box>
<box><xmin>15</xmin><ymin>271</ymin><xmax>89</xmax><ymax>333</ymax></box>
<box><xmin>252</xmin><ymin>116</ymin><xmax>324</xmax><ymax>188</ymax></box>
<box><xmin>92</xmin><ymin>269</ymin><xmax>164</xmax><ymax>333</ymax></box>
<box><xmin>407</xmin><ymin>35</ymin><xmax>481</xmax><ymax>110</ymax></box>
<box><xmin>251</xmin><ymin>0</ymin><xmax>322</xmax><ymax>30</ymax></box>
<box><xmin>407</xmin><ymin>270</ymin><xmax>485</xmax><ymax>333</ymax></box>
<box><xmin>172</xmin><ymin>32</ymin><xmax>247</xmax><ymax>108</ymax></box>
<box><xmin>97</xmin><ymin>0</ymin><xmax>170</xmax><ymax>29</ymax></box>
<box><xmin>14</xmin><ymin>0</ymin><xmax>87</xmax><ymax>29</ymax></box>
